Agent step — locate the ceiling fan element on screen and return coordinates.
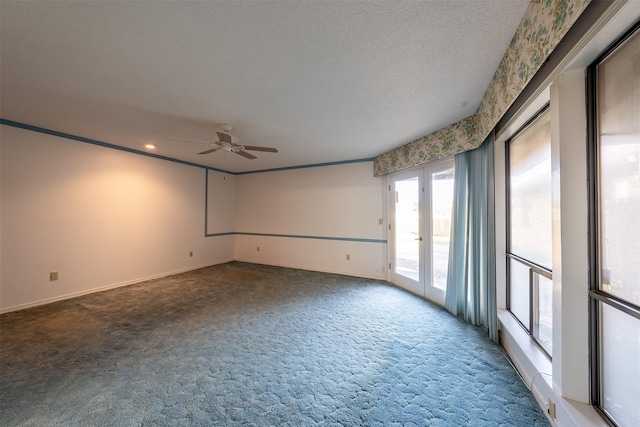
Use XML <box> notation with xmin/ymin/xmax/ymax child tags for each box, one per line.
<box><xmin>168</xmin><ymin>124</ymin><xmax>278</xmax><ymax>159</ymax></box>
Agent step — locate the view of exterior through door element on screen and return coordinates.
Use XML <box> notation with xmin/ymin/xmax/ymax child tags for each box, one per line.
<box><xmin>431</xmin><ymin>168</ymin><xmax>454</xmax><ymax>291</ymax></box>
<box><xmin>389</xmin><ymin>159</ymin><xmax>454</xmax><ymax>305</ymax></box>
<box><xmin>394</xmin><ymin>175</ymin><xmax>420</xmax><ymax>282</ymax></box>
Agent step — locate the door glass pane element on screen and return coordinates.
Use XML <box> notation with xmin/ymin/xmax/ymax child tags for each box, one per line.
<box><xmin>598</xmin><ymin>33</ymin><xmax>640</xmax><ymax>306</ymax></box>
<box><xmin>536</xmin><ymin>274</ymin><xmax>553</xmax><ymax>353</ymax></box>
<box><xmin>509</xmin><ymin>259</ymin><xmax>530</xmax><ymax>330</ymax></box>
<box><xmin>600</xmin><ymin>303</ymin><xmax>640</xmax><ymax>427</ymax></box>
<box><xmin>509</xmin><ymin>110</ymin><xmax>552</xmax><ymax>269</ymax></box>
<box><xmin>395</xmin><ymin>177</ymin><xmax>419</xmax><ymax>281</ymax></box>
<box><xmin>431</xmin><ymin>168</ymin><xmax>454</xmax><ymax>290</ymax></box>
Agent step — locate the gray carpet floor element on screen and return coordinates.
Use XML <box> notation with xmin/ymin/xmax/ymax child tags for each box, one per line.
<box><xmin>1</xmin><ymin>262</ymin><xmax>549</xmax><ymax>426</ymax></box>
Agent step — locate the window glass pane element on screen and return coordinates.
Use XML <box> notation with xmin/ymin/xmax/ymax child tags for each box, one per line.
<box><xmin>536</xmin><ymin>274</ymin><xmax>553</xmax><ymax>354</ymax></box>
<box><xmin>509</xmin><ymin>110</ymin><xmax>552</xmax><ymax>269</ymax></box>
<box><xmin>598</xmin><ymin>33</ymin><xmax>640</xmax><ymax>306</ymax></box>
<box><xmin>600</xmin><ymin>303</ymin><xmax>640</xmax><ymax>426</ymax></box>
<box><xmin>509</xmin><ymin>259</ymin><xmax>530</xmax><ymax>330</ymax></box>
<box><xmin>395</xmin><ymin>177</ymin><xmax>420</xmax><ymax>281</ymax></box>
<box><xmin>431</xmin><ymin>168</ymin><xmax>454</xmax><ymax>290</ymax></box>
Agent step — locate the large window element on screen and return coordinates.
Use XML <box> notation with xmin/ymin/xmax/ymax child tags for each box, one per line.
<box><xmin>588</xmin><ymin>24</ymin><xmax>640</xmax><ymax>427</ymax></box>
<box><xmin>506</xmin><ymin>107</ymin><xmax>553</xmax><ymax>355</ymax></box>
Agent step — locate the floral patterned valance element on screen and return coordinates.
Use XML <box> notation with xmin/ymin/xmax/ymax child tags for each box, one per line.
<box><xmin>374</xmin><ymin>0</ymin><xmax>591</xmax><ymax>177</ymax></box>
<box><xmin>373</xmin><ymin>116</ymin><xmax>477</xmax><ymax>176</ymax></box>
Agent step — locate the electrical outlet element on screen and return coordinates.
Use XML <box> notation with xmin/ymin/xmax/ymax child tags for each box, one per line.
<box><xmin>189</xmin><ymin>251</ymin><xmax>193</xmax><ymax>257</ymax></box>
<box><xmin>379</xmin><ymin>218</ymin><xmax>383</xmax><ymax>225</ymax></box>
<box><xmin>547</xmin><ymin>399</ymin><xmax>556</xmax><ymax>420</ymax></box>
<box><xmin>257</xmin><ymin>246</ymin><xmax>260</xmax><ymax>252</ymax></box>
<box><xmin>50</xmin><ymin>271</ymin><xmax>59</xmax><ymax>281</ymax></box>
<box><xmin>346</xmin><ymin>254</ymin><xmax>350</xmax><ymax>260</ymax></box>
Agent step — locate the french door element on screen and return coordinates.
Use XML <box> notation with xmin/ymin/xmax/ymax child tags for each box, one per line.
<box><xmin>388</xmin><ymin>159</ymin><xmax>455</xmax><ymax>305</ymax></box>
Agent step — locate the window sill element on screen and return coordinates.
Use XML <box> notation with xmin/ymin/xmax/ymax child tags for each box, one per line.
<box><xmin>498</xmin><ymin>309</ymin><xmax>552</xmax><ymax>395</ymax></box>
<box><xmin>498</xmin><ymin>309</ymin><xmax>608</xmax><ymax>427</ymax></box>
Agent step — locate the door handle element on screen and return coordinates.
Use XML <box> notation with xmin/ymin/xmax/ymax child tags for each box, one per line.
<box><xmin>414</xmin><ymin>237</ymin><xmax>423</xmax><ymax>241</ymax></box>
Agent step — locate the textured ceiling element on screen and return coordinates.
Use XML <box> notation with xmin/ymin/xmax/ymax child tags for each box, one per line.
<box><xmin>0</xmin><ymin>1</ymin><xmax>529</xmax><ymax>173</ymax></box>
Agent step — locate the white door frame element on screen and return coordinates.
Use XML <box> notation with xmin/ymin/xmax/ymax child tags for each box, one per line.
<box><xmin>387</xmin><ymin>168</ymin><xmax>424</xmax><ymax>296</ymax></box>
<box><xmin>387</xmin><ymin>158</ymin><xmax>454</xmax><ymax>306</ymax></box>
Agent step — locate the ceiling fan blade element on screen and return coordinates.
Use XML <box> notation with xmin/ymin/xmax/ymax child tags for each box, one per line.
<box><xmin>242</xmin><ymin>145</ymin><xmax>278</xmax><ymax>153</ymax></box>
<box><xmin>165</xmin><ymin>137</ymin><xmax>209</xmax><ymax>146</ymax></box>
<box><xmin>198</xmin><ymin>148</ymin><xmax>221</xmax><ymax>155</ymax></box>
<box><xmin>216</xmin><ymin>132</ymin><xmax>233</xmax><ymax>144</ymax></box>
<box><xmin>235</xmin><ymin>150</ymin><xmax>257</xmax><ymax>160</ymax></box>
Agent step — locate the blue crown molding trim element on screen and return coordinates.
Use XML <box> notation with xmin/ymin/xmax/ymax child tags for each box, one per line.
<box><xmin>2</xmin><ymin>118</ymin><xmax>374</xmax><ymax>175</ymax></box>
<box><xmin>235</xmin><ymin>158</ymin><xmax>375</xmax><ymax>175</ymax></box>
<box><xmin>0</xmin><ymin>118</ymin><xmax>236</xmax><ymax>174</ymax></box>
<box><xmin>205</xmin><ymin>166</ymin><xmax>235</xmax><ymax>174</ymax></box>
<box><xmin>234</xmin><ymin>231</ymin><xmax>386</xmax><ymax>244</ymax></box>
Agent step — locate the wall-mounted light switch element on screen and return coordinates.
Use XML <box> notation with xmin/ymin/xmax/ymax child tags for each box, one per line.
<box><xmin>50</xmin><ymin>271</ymin><xmax>59</xmax><ymax>281</ymax></box>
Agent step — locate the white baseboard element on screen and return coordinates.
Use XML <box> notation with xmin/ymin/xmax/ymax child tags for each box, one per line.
<box><xmin>1</xmin><ymin>257</ymin><xmax>385</xmax><ymax>314</ymax></box>
<box><xmin>0</xmin><ymin>259</ymin><xmax>233</xmax><ymax>314</ymax></box>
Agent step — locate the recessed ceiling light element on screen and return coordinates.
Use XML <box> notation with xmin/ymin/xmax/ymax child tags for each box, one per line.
<box><xmin>145</xmin><ymin>143</ymin><xmax>156</xmax><ymax>150</ymax></box>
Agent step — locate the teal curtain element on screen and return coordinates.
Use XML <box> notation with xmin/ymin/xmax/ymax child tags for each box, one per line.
<box><xmin>445</xmin><ymin>133</ymin><xmax>497</xmax><ymax>342</ymax></box>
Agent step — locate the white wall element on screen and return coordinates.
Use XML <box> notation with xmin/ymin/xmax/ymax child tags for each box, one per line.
<box><xmin>0</xmin><ymin>125</ymin><xmax>386</xmax><ymax>312</ymax></box>
<box><xmin>234</xmin><ymin>162</ymin><xmax>387</xmax><ymax>279</ymax></box>
<box><xmin>0</xmin><ymin>125</ymin><xmax>234</xmax><ymax>312</ymax></box>
<box><xmin>207</xmin><ymin>170</ymin><xmax>236</xmax><ymax>235</ymax></box>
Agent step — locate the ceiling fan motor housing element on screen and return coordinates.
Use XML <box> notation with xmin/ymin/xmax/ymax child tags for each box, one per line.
<box><xmin>219</xmin><ymin>143</ymin><xmax>245</xmax><ymax>153</ymax></box>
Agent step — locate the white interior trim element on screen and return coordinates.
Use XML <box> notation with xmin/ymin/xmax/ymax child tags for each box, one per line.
<box><xmin>499</xmin><ymin>311</ymin><xmax>608</xmax><ymax>427</ymax></box>
<box><xmin>495</xmin><ymin>2</ymin><xmax>640</xmax><ymax>425</ymax></box>
<box><xmin>0</xmin><ymin>261</ymin><xmax>231</xmax><ymax>315</ymax></box>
